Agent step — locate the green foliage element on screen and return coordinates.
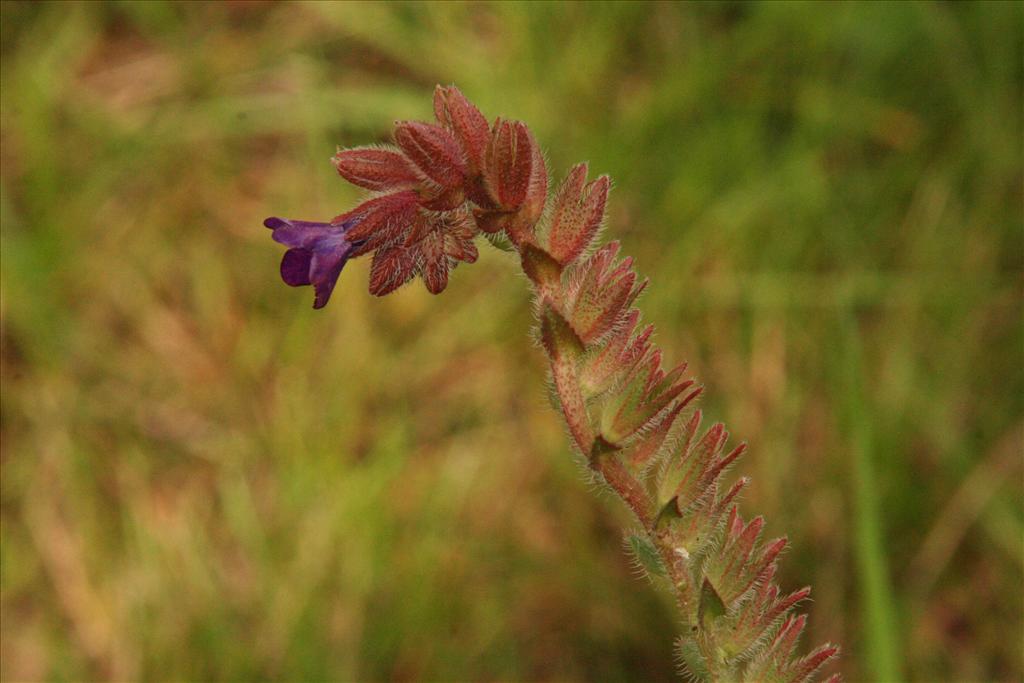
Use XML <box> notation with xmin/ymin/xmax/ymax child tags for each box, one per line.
<box><xmin>627</xmin><ymin>533</ymin><xmax>666</xmax><ymax>580</ymax></box>
<box><xmin>1</xmin><ymin>2</ymin><xmax>1021</xmax><ymax>681</ymax></box>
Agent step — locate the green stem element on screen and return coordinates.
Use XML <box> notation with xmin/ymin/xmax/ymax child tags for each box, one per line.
<box><xmin>842</xmin><ymin>312</ymin><xmax>901</xmax><ymax>682</ymax></box>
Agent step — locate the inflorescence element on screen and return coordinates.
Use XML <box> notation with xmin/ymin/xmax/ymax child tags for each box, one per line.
<box><xmin>265</xmin><ymin>85</ymin><xmax>840</xmax><ymax>683</ymax></box>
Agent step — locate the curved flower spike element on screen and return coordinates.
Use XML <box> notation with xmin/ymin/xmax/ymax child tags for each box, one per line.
<box><xmin>264</xmin><ymin>216</ymin><xmax>360</xmax><ymax>309</ymax></box>
<box><xmin>265</xmin><ymin>85</ymin><xmax>841</xmax><ymax>682</ymax></box>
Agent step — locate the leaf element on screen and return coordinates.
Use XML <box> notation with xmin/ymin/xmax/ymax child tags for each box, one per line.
<box><xmin>394</xmin><ymin>120</ymin><xmax>466</xmax><ymax>188</ymax></box>
<box><xmin>539</xmin><ymin>303</ymin><xmax>584</xmax><ymax>361</ymax></box>
<box><xmin>369</xmin><ymin>246</ymin><xmax>416</xmax><ymax>296</ymax></box>
<box><xmin>434</xmin><ymin>84</ymin><xmax>490</xmax><ymax>174</ymax></box>
<box><xmin>332</xmin><ymin>146</ymin><xmax>420</xmax><ymax>191</ymax></box>
<box><xmin>548</xmin><ymin>165</ymin><xmax>609</xmax><ymax>265</ymax></box>
<box><xmin>676</xmin><ymin>637</ymin><xmax>710</xmax><ymax>681</ymax></box>
<box><xmin>342</xmin><ymin>190</ymin><xmax>421</xmax><ymax>245</ymax></box>
<box><xmin>520</xmin><ymin>244</ymin><xmax>563</xmax><ymax>294</ymax></box>
<box><xmin>627</xmin><ymin>533</ymin><xmax>666</xmax><ymax>578</ymax></box>
<box><xmin>484</xmin><ymin>118</ymin><xmax>534</xmax><ymax>209</ymax></box>
<box><xmin>482</xmin><ymin>230</ymin><xmax>516</xmax><ymax>252</ymax></box>
<box><xmin>698</xmin><ymin>577</ymin><xmax>727</xmax><ymax>627</ymax></box>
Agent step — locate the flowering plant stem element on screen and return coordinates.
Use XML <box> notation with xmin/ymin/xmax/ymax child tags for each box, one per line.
<box><xmin>265</xmin><ymin>85</ymin><xmax>840</xmax><ymax>682</ymax></box>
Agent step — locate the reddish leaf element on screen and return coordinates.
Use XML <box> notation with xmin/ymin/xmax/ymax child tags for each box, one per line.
<box><xmin>402</xmin><ymin>212</ymin><xmax>434</xmax><ymax>247</ymax></box>
<box><xmin>554</xmin><ymin>164</ymin><xmax>589</xmax><ymax>216</ymax></box>
<box><xmin>434</xmin><ymin>85</ymin><xmax>490</xmax><ymax>174</ymax></box>
<box><xmin>575</xmin><ymin>268</ymin><xmax>636</xmax><ymax>343</ymax></box>
<box><xmin>369</xmin><ymin>246</ymin><xmax>416</xmax><ymax>296</ymax></box>
<box><xmin>341</xmin><ymin>190</ymin><xmax>420</xmax><ymax>243</ymax></box>
<box><xmin>455</xmin><ymin>239</ymin><xmax>478</xmax><ymax>263</ymax></box>
<box><xmin>350</xmin><ymin>218</ymin><xmax>406</xmax><ymax>257</ymax></box>
<box><xmin>419</xmin><ymin>230</ymin><xmax>450</xmax><ymax>293</ymax></box>
<box><xmin>628</xmin><ymin>401</ymin><xmax>685</xmax><ymax>468</ymax></box>
<box><xmin>332</xmin><ymin>146</ymin><xmax>420</xmax><ymax>191</ymax></box>
<box><xmin>569</xmin><ymin>244</ymin><xmax>645</xmax><ymax>344</ymax></box>
<box><xmin>772</xmin><ymin>613</ymin><xmax>807</xmax><ymax>663</ymax></box>
<box><xmin>394</xmin><ymin>121</ymin><xmax>466</xmax><ymax>188</ymax></box>
<box><xmin>548</xmin><ymin>165</ymin><xmax>609</xmax><ymax>265</ymax></box>
<box><xmin>522</xmin><ymin>133</ymin><xmax>548</xmax><ymax>225</ymax></box>
<box><xmin>484</xmin><ymin>119</ymin><xmax>534</xmax><ymax>210</ymax></box>
<box><xmin>580</xmin><ymin>308</ymin><xmax>640</xmax><ymax>394</ymax></box>
<box><xmin>421</xmin><ymin>255</ymin><xmax>450</xmax><ymax>294</ymax></box>
<box><xmin>339</xmin><ymin>191</ymin><xmax>421</xmax><ymax>257</ymax></box>
<box><xmin>443</xmin><ymin>228</ymin><xmax>479</xmax><ymax>263</ymax></box>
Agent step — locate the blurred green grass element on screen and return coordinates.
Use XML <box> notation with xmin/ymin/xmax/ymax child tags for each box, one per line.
<box><xmin>1</xmin><ymin>1</ymin><xmax>1021</xmax><ymax>681</ymax></box>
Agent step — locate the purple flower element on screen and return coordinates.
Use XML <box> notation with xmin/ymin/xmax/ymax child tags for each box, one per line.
<box><xmin>264</xmin><ymin>216</ymin><xmax>359</xmax><ymax>309</ymax></box>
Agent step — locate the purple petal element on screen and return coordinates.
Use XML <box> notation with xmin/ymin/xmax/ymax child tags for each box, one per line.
<box><xmin>265</xmin><ymin>215</ymin><xmax>360</xmax><ymax>308</ymax></box>
<box><xmin>280</xmin><ymin>248</ymin><xmax>313</xmax><ymax>286</ymax></box>
<box><xmin>311</xmin><ymin>256</ymin><xmax>346</xmax><ymax>309</ymax></box>
<box><xmin>264</xmin><ymin>216</ymin><xmax>361</xmax><ymax>249</ymax></box>
<box><xmin>264</xmin><ymin>217</ymin><xmax>335</xmax><ymax>231</ymax></box>
<box><xmin>268</xmin><ymin>220</ymin><xmax>332</xmax><ymax>249</ymax></box>
<box><xmin>309</xmin><ymin>235</ymin><xmax>355</xmax><ymax>308</ymax></box>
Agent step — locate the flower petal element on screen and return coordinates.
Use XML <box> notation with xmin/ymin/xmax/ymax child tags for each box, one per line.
<box><xmin>266</xmin><ymin>217</ymin><xmax>360</xmax><ymax>307</ymax></box>
<box><xmin>309</xmin><ymin>234</ymin><xmax>354</xmax><ymax>309</ymax></box>
<box><xmin>280</xmin><ymin>248</ymin><xmax>313</xmax><ymax>286</ymax></box>
<box><xmin>265</xmin><ymin>217</ymin><xmax>335</xmax><ymax>249</ymax></box>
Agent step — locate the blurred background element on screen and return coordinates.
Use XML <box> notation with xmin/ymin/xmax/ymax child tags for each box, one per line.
<box><xmin>1</xmin><ymin>2</ymin><xmax>1021</xmax><ymax>681</ymax></box>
